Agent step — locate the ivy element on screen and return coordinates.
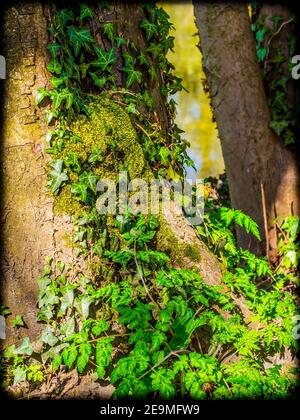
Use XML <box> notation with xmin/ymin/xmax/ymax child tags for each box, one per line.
<box><xmin>48</xmin><ymin>159</ymin><xmax>69</xmax><ymax>195</ymax></box>
<box><xmin>250</xmin><ymin>2</ymin><xmax>298</xmax><ymax>146</ymax></box>
<box><xmin>1</xmin><ymin>2</ymin><xmax>299</xmax><ymax>401</ymax></box>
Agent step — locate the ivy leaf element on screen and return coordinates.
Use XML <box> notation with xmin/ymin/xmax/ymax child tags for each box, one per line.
<box><xmin>13</xmin><ymin>366</ymin><xmax>27</xmax><ymax>385</ymax></box>
<box><xmin>12</xmin><ymin>315</ymin><xmax>25</xmax><ymax>328</ymax></box>
<box><xmin>48</xmin><ymin>43</ymin><xmax>61</xmax><ymax>57</ymax></box>
<box><xmin>74</xmin><ymin>296</ymin><xmax>92</xmax><ymax>319</ymax></box>
<box><xmin>51</xmin><ymin>89</ymin><xmax>74</xmax><ymax>111</ymax></box>
<box><xmin>71</xmin><ymin>182</ymin><xmax>88</xmax><ymax>203</ymax></box>
<box><xmin>269</xmin><ymin>120</ymin><xmax>290</xmax><ymax>136</ymax></box>
<box><xmin>115</xmin><ymin>36</ymin><xmax>127</xmax><ymax>48</ymax></box>
<box><xmin>123</xmin><ymin>67</ymin><xmax>142</xmax><ymax>88</ymax></box>
<box><xmin>256</xmin><ymin>46</ymin><xmax>268</xmax><ymax>62</ymax></box>
<box><xmin>79</xmin><ymin>4</ymin><xmax>94</xmax><ymax>20</ymax></box>
<box><xmin>138</xmin><ymin>52</ymin><xmax>148</xmax><ymax>66</ymax></box>
<box><xmin>283</xmin><ymin>250</ymin><xmax>298</xmax><ymax>268</ymax></box>
<box><xmin>90</xmin><ymin>72</ymin><xmax>107</xmax><ymax>89</ymax></box>
<box><xmin>159</xmin><ymin>147</ymin><xmax>170</xmax><ymax>166</ymax></box>
<box><xmin>126</xmin><ymin>103</ymin><xmax>137</xmax><ymax>114</ymax></box>
<box><xmin>147</xmin><ymin>43</ymin><xmax>163</xmax><ymax>59</ymax></box>
<box><xmin>14</xmin><ymin>337</ymin><xmax>33</xmax><ymax>356</ymax></box>
<box><xmin>35</xmin><ymin>87</ymin><xmax>49</xmax><ymax>105</ymax></box>
<box><xmin>42</xmin><ymin>343</ymin><xmax>68</xmax><ymax>364</ymax></box>
<box><xmin>47</xmin><ymin>58</ymin><xmax>62</xmax><ymax>75</ymax></box>
<box><xmin>88</xmin><ymin>147</ymin><xmax>104</xmax><ymax>164</ymax></box>
<box><xmin>57</xmin><ymin>9</ymin><xmax>74</xmax><ymax>27</ymax></box>
<box><xmin>123</xmin><ymin>51</ymin><xmax>134</xmax><ymax>67</ymax></box>
<box><xmin>45</xmin><ymin>109</ymin><xmax>56</xmax><ymax>125</ymax></box>
<box><xmin>256</xmin><ymin>28</ymin><xmax>268</xmax><ymax>43</ymax></box>
<box><xmin>65</xmin><ymin>151</ymin><xmax>81</xmax><ymax>172</ymax></box>
<box><xmin>79</xmin><ymin>171</ymin><xmax>98</xmax><ymax>193</ymax></box>
<box><xmin>79</xmin><ymin>62</ymin><xmax>90</xmax><ymax>79</ymax></box>
<box><xmin>103</xmin><ymin>23</ymin><xmax>115</xmax><ymax>43</ymax></box>
<box><xmin>40</xmin><ymin>326</ymin><xmax>59</xmax><ymax>346</ymax></box>
<box><xmin>60</xmin><ymin>287</ymin><xmax>75</xmax><ymax>315</ymax></box>
<box><xmin>140</xmin><ymin>19</ymin><xmax>157</xmax><ymax>41</ymax></box>
<box><xmin>60</xmin><ymin>317</ymin><xmax>75</xmax><ymax>337</ymax></box>
<box><xmin>92</xmin><ymin>47</ymin><xmax>116</xmax><ymax>71</ymax></box>
<box><xmin>48</xmin><ymin>159</ymin><xmax>69</xmax><ymax>195</ymax></box>
<box><xmin>67</xmin><ymin>26</ymin><xmax>94</xmax><ymax>56</ymax></box>
<box><xmin>37</xmin><ymin>305</ymin><xmax>53</xmax><ymax>322</ymax></box>
<box><xmin>0</xmin><ymin>305</ymin><xmax>11</xmax><ymax>317</ymax></box>
<box><xmin>50</xmin><ymin>77</ymin><xmax>64</xmax><ymax>89</ymax></box>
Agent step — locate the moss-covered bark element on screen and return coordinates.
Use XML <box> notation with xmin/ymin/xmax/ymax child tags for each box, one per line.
<box><xmin>0</xmin><ymin>3</ymin><xmax>230</xmax><ymax>397</ymax></box>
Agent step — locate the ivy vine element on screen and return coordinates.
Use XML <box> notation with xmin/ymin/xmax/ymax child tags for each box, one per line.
<box><xmin>1</xmin><ymin>2</ymin><xmax>299</xmax><ymax>400</ymax></box>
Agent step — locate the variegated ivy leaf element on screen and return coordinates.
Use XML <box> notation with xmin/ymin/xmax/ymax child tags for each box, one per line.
<box><xmin>37</xmin><ymin>305</ymin><xmax>53</xmax><ymax>322</ymax></box>
<box><xmin>14</xmin><ymin>337</ymin><xmax>33</xmax><ymax>356</ymax></box>
<box><xmin>59</xmin><ymin>287</ymin><xmax>75</xmax><ymax>315</ymax></box>
<box><xmin>48</xmin><ymin>159</ymin><xmax>69</xmax><ymax>195</ymax></box>
<box><xmin>13</xmin><ymin>366</ymin><xmax>26</xmax><ymax>385</ymax></box>
<box><xmin>59</xmin><ymin>317</ymin><xmax>75</xmax><ymax>338</ymax></box>
<box><xmin>74</xmin><ymin>296</ymin><xmax>92</xmax><ymax>320</ymax></box>
<box><xmin>40</xmin><ymin>326</ymin><xmax>59</xmax><ymax>347</ymax></box>
<box><xmin>41</xmin><ymin>343</ymin><xmax>69</xmax><ymax>364</ymax></box>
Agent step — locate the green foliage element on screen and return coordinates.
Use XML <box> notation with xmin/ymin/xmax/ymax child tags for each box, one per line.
<box><xmin>3</xmin><ymin>210</ymin><xmax>298</xmax><ymax>398</ymax></box>
<box><xmin>12</xmin><ymin>315</ymin><xmax>25</xmax><ymax>328</ymax></box>
<box><xmin>2</xmin><ymin>2</ymin><xmax>298</xmax><ymax>400</ymax></box>
<box><xmin>250</xmin><ymin>3</ymin><xmax>297</xmax><ymax>146</ymax></box>
<box><xmin>277</xmin><ymin>216</ymin><xmax>300</xmax><ymax>272</ymax></box>
<box><xmin>48</xmin><ymin>159</ymin><xmax>69</xmax><ymax>195</ymax></box>
<box><xmin>37</xmin><ymin>2</ymin><xmax>191</xmax><ymax>179</ymax></box>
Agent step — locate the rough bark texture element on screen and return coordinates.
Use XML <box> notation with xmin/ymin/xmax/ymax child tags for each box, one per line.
<box><xmin>0</xmin><ymin>2</ymin><xmax>225</xmax><ymax>397</ymax></box>
<box><xmin>194</xmin><ymin>2</ymin><xmax>299</xmax><ymax>259</ymax></box>
<box><xmin>1</xmin><ymin>1</ymin><xmax>295</xmax><ymax>399</ymax></box>
<box><xmin>0</xmin><ymin>3</ymin><xmax>78</xmax><ymax>345</ymax></box>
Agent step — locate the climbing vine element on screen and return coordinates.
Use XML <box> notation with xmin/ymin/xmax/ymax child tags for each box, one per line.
<box><xmin>1</xmin><ymin>2</ymin><xmax>299</xmax><ymax>399</ymax></box>
<box><xmin>250</xmin><ymin>1</ymin><xmax>298</xmax><ymax>145</ymax></box>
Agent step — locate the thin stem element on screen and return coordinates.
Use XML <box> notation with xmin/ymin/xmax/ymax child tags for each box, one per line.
<box><xmin>137</xmin><ymin>349</ymin><xmax>190</xmax><ymax>381</ymax></box>
<box><xmin>260</xmin><ymin>182</ymin><xmax>269</xmax><ymax>261</ymax></box>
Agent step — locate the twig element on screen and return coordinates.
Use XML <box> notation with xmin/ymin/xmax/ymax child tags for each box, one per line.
<box><xmin>137</xmin><ymin>349</ymin><xmax>190</xmax><ymax>381</ymax></box>
<box><xmin>260</xmin><ymin>182</ymin><xmax>269</xmax><ymax>261</ymax></box>
<box><xmin>267</xmin><ymin>18</ymin><xmax>294</xmax><ymax>50</ymax></box>
<box><xmin>264</xmin><ymin>18</ymin><xmax>294</xmax><ymax>70</ymax></box>
<box><xmin>135</xmin><ymin>122</ymin><xmax>153</xmax><ymax>140</ymax></box>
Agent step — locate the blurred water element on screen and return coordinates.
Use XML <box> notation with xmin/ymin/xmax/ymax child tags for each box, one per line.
<box><xmin>161</xmin><ymin>2</ymin><xmax>225</xmax><ymax>179</ymax></box>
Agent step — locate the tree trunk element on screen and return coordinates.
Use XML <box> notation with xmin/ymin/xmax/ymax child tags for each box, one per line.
<box><xmin>0</xmin><ymin>2</ymin><xmax>224</xmax><ymax>349</ymax></box>
<box><xmin>194</xmin><ymin>1</ymin><xmax>299</xmax><ymax>260</ymax></box>
<box><xmin>0</xmin><ymin>3</ymin><xmax>77</xmax><ymax>344</ymax></box>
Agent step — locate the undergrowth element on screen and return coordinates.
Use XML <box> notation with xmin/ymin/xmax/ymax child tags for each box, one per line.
<box><xmin>1</xmin><ymin>2</ymin><xmax>299</xmax><ymax>399</ymax></box>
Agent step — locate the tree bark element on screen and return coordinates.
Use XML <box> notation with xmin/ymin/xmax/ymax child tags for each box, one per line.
<box><xmin>1</xmin><ymin>2</ymin><xmax>295</xmax><ymax>398</ymax></box>
<box><xmin>0</xmin><ymin>3</ymin><xmax>85</xmax><ymax>345</ymax></box>
<box><xmin>0</xmin><ymin>2</ymin><xmax>224</xmax><ymax>347</ymax></box>
<box><xmin>193</xmin><ymin>1</ymin><xmax>299</xmax><ymax>260</ymax></box>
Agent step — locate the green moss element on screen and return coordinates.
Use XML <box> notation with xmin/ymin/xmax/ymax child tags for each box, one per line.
<box><xmin>54</xmin><ymin>96</ymin><xmax>149</xmax><ymax>217</ymax></box>
<box><xmin>156</xmin><ymin>216</ymin><xmax>201</xmax><ymax>266</ymax></box>
<box><xmin>54</xmin><ymin>185</ymin><xmax>86</xmax><ymax>217</ymax></box>
<box><xmin>70</xmin><ymin>96</ymin><xmax>146</xmax><ymax>179</ymax></box>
